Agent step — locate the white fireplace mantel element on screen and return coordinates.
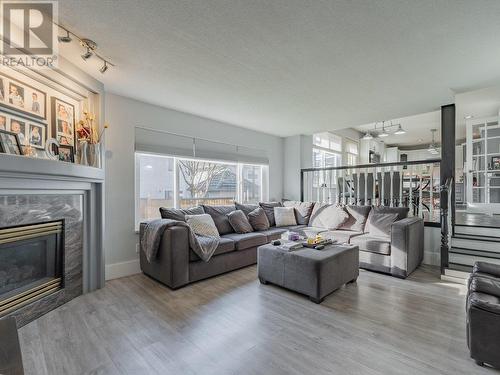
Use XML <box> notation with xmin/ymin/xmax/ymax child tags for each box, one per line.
<box><xmin>0</xmin><ymin>153</ymin><xmax>105</xmax><ymax>293</ymax></box>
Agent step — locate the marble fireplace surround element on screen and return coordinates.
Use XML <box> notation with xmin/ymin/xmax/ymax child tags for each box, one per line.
<box><xmin>0</xmin><ymin>154</ymin><xmax>104</xmax><ymax>327</ymax></box>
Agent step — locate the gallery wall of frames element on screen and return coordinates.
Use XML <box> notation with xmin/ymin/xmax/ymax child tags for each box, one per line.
<box><xmin>0</xmin><ymin>67</ymin><xmax>90</xmax><ymax>164</ymax></box>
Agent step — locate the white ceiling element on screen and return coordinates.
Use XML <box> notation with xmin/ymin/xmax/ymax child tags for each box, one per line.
<box><xmin>57</xmin><ymin>0</ymin><xmax>500</xmax><ymax>137</ymax></box>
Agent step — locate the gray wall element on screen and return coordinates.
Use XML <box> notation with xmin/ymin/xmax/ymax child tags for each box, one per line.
<box><xmin>104</xmin><ymin>93</ymin><xmax>284</xmax><ymax>277</ymax></box>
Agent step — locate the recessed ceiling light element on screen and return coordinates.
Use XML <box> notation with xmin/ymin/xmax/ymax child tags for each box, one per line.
<box><xmin>465</xmin><ymin>115</ymin><xmax>473</xmax><ymax>120</ymax></box>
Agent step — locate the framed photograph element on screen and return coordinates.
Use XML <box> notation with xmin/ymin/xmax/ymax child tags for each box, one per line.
<box><xmin>51</xmin><ymin>97</ymin><xmax>75</xmax><ymax>147</ymax></box>
<box><xmin>0</xmin><ymin>129</ymin><xmax>23</xmax><ymax>155</ymax></box>
<box><xmin>8</xmin><ymin>118</ymin><xmax>27</xmax><ymax>146</ymax></box>
<box><xmin>0</xmin><ymin>73</ymin><xmax>47</xmax><ymax>120</ymax></box>
<box><xmin>28</xmin><ymin>122</ymin><xmax>46</xmax><ymax>149</ymax></box>
<box><xmin>0</xmin><ymin>115</ymin><xmax>6</xmax><ymax>131</ymax></box>
<box><xmin>492</xmin><ymin>156</ymin><xmax>500</xmax><ymax>170</ymax></box>
<box><xmin>57</xmin><ymin>144</ymin><xmax>74</xmax><ymax>163</ymax></box>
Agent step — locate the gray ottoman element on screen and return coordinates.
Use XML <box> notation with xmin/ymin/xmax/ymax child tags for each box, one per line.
<box><xmin>258</xmin><ymin>243</ymin><xmax>359</xmax><ymax>303</ymax></box>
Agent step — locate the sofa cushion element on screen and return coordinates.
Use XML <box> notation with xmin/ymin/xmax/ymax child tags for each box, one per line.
<box><xmin>159</xmin><ymin>206</ymin><xmax>204</xmax><ymax>221</ymax></box>
<box><xmin>300</xmin><ymin>227</ymin><xmax>329</xmax><ymax>238</ymax></box>
<box><xmin>235</xmin><ymin>202</ymin><xmax>259</xmax><ymax>217</ymax></box>
<box><xmin>185</xmin><ymin>214</ymin><xmax>220</xmax><ymax>237</ymax></box>
<box><xmin>248</xmin><ymin>207</ymin><xmax>270</xmax><ymax>231</ymax></box>
<box><xmin>371</xmin><ymin>206</ymin><xmax>410</xmax><ymax>221</ymax></box>
<box><xmin>339</xmin><ymin>205</ymin><xmax>372</xmax><ymax>232</ymax></box>
<box><xmin>274</xmin><ymin>207</ymin><xmax>297</xmax><ymax>227</ymax></box>
<box><xmin>202</xmin><ymin>204</ymin><xmax>235</xmax><ymax>235</ymax></box>
<box><xmin>309</xmin><ymin>203</ymin><xmax>349</xmax><ymax>230</ymax></box>
<box><xmin>259</xmin><ymin>202</ymin><xmax>282</xmax><ymax>227</ymax></box>
<box><xmin>282</xmin><ymin>201</ymin><xmax>314</xmax><ymax>225</ymax></box>
<box><xmin>350</xmin><ymin>234</ymin><xmax>391</xmax><ymax>255</ymax></box>
<box><xmin>222</xmin><ymin>232</ymin><xmax>268</xmax><ymax>250</ymax></box>
<box><xmin>321</xmin><ymin>230</ymin><xmax>363</xmax><ymax>244</ymax></box>
<box><xmin>367</xmin><ymin>213</ymin><xmax>398</xmax><ymax>237</ymax></box>
<box><xmin>227</xmin><ymin>210</ymin><xmax>254</xmax><ymax>234</ymax></box>
<box><xmin>257</xmin><ymin>227</ymin><xmax>288</xmax><ymax>241</ymax></box>
<box><xmin>189</xmin><ymin>237</ymin><xmax>235</xmax><ymax>262</ymax></box>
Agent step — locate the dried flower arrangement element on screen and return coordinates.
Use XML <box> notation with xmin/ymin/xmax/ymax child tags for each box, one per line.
<box><xmin>76</xmin><ymin>110</ymin><xmax>108</xmax><ymax>144</ymax></box>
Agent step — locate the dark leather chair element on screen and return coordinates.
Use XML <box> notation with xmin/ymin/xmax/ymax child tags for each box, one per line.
<box><xmin>467</xmin><ymin>261</ymin><xmax>500</xmax><ymax>368</ymax></box>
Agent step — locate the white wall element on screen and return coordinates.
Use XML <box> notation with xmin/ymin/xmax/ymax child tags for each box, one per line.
<box><xmin>104</xmin><ymin>93</ymin><xmax>284</xmax><ymax>279</ymax></box>
<box><xmin>283</xmin><ymin>134</ymin><xmax>312</xmax><ymax>200</ymax></box>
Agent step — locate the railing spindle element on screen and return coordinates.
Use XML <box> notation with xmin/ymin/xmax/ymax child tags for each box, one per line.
<box><xmin>390</xmin><ymin>169</ymin><xmax>394</xmax><ymax>207</ymax></box>
<box><xmin>419</xmin><ymin>172</ymin><xmax>423</xmax><ymax>219</ymax></box>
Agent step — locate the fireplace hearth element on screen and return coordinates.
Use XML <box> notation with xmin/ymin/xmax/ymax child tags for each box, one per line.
<box><xmin>0</xmin><ymin>221</ymin><xmax>64</xmax><ymax>317</ymax></box>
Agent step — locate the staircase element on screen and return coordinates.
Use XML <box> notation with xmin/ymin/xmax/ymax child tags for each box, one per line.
<box><xmin>443</xmin><ymin>223</ymin><xmax>500</xmax><ymax>283</ymax></box>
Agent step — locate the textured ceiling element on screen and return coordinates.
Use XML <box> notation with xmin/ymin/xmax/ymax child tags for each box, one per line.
<box><xmin>57</xmin><ymin>0</ymin><xmax>500</xmax><ymax>137</ymax></box>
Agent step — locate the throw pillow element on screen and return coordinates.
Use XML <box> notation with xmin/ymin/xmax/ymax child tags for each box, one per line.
<box><xmin>185</xmin><ymin>214</ymin><xmax>220</xmax><ymax>237</ymax></box>
<box><xmin>248</xmin><ymin>207</ymin><xmax>270</xmax><ymax>231</ymax></box>
<box><xmin>274</xmin><ymin>207</ymin><xmax>297</xmax><ymax>227</ymax></box>
<box><xmin>309</xmin><ymin>203</ymin><xmax>349</xmax><ymax>230</ymax></box>
<box><xmin>339</xmin><ymin>205</ymin><xmax>372</xmax><ymax>232</ymax></box>
<box><xmin>235</xmin><ymin>202</ymin><xmax>259</xmax><ymax>217</ymax></box>
<box><xmin>282</xmin><ymin>201</ymin><xmax>314</xmax><ymax>225</ymax></box>
<box><xmin>368</xmin><ymin>213</ymin><xmax>398</xmax><ymax>238</ymax></box>
<box><xmin>365</xmin><ymin>206</ymin><xmax>410</xmax><ymax>232</ymax></box>
<box><xmin>201</xmin><ymin>204</ymin><xmax>235</xmax><ymax>235</ymax></box>
<box><xmin>159</xmin><ymin>206</ymin><xmax>204</xmax><ymax>221</ymax></box>
<box><xmin>259</xmin><ymin>201</ymin><xmax>282</xmax><ymax>226</ymax></box>
<box><xmin>227</xmin><ymin>210</ymin><xmax>254</xmax><ymax>234</ymax></box>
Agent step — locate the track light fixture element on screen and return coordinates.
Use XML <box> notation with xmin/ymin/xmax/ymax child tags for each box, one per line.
<box><xmin>56</xmin><ymin>24</ymin><xmax>115</xmax><ymax>73</ymax></box>
<box><xmin>58</xmin><ymin>30</ymin><xmax>72</xmax><ymax>43</ymax></box>
<box><xmin>99</xmin><ymin>61</ymin><xmax>108</xmax><ymax>74</ymax></box>
<box><xmin>394</xmin><ymin>124</ymin><xmax>406</xmax><ymax>135</ymax></box>
<box><xmin>379</xmin><ymin>122</ymin><xmax>389</xmax><ymax>137</ymax></box>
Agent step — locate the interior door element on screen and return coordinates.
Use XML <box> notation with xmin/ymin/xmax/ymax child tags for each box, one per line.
<box><xmin>466</xmin><ymin>116</ymin><xmax>500</xmax><ymax>209</ymax></box>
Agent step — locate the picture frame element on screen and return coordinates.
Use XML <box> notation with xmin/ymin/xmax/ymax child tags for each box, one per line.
<box><xmin>57</xmin><ymin>144</ymin><xmax>74</xmax><ymax>163</ymax></box>
<box><xmin>0</xmin><ymin>73</ymin><xmax>47</xmax><ymax>120</ymax></box>
<box><xmin>492</xmin><ymin>156</ymin><xmax>500</xmax><ymax>170</ymax></box>
<box><xmin>28</xmin><ymin>122</ymin><xmax>47</xmax><ymax>149</ymax></box>
<box><xmin>0</xmin><ymin>129</ymin><xmax>23</xmax><ymax>155</ymax></box>
<box><xmin>51</xmin><ymin>97</ymin><xmax>75</xmax><ymax>148</ymax></box>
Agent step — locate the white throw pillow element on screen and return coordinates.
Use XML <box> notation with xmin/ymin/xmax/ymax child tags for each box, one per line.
<box><xmin>274</xmin><ymin>207</ymin><xmax>297</xmax><ymax>227</ymax></box>
<box><xmin>309</xmin><ymin>203</ymin><xmax>349</xmax><ymax>230</ymax></box>
<box><xmin>185</xmin><ymin>214</ymin><xmax>220</xmax><ymax>237</ymax></box>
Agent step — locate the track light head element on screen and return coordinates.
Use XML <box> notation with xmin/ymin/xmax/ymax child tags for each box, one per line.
<box><xmin>58</xmin><ymin>30</ymin><xmax>72</xmax><ymax>43</ymax></box>
<box><xmin>99</xmin><ymin>61</ymin><xmax>108</xmax><ymax>74</ymax></box>
<box><xmin>362</xmin><ymin>132</ymin><xmax>373</xmax><ymax>140</ymax></box>
<box><xmin>81</xmin><ymin>48</ymin><xmax>93</xmax><ymax>60</ymax></box>
<box><xmin>80</xmin><ymin>38</ymin><xmax>97</xmax><ymax>60</ymax></box>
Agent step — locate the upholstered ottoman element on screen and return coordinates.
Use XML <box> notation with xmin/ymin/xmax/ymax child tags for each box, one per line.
<box><xmin>257</xmin><ymin>243</ymin><xmax>359</xmax><ymax>303</ymax></box>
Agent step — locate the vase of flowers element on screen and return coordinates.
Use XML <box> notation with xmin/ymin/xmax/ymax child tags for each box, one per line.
<box><xmin>76</xmin><ymin>110</ymin><xmax>108</xmax><ymax>168</ymax></box>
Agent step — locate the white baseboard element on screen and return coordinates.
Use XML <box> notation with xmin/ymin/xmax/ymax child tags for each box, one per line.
<box><xmin>105</xmin><ymin>259</ymin><xmax>141</xmax><ymax>280</ymax></box>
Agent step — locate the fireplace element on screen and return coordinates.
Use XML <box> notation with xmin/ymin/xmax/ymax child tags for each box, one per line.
<box><xmin>0</xmin><ymin>220</ymin><xmax>64</xmax><ymax>317</ymax></box>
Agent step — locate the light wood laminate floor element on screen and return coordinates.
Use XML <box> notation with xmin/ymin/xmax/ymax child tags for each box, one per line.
<box><xmin>19</xmin><ymin>266</ymin><xmax>498</xmax><ymax>375</ymax></box>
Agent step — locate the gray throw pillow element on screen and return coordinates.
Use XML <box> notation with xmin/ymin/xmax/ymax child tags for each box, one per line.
<box><xmin>201</xmin><ymin>205</ymin><xmax>235</xmax><ymax>235</ymax></box>
<box><xmin>365</xmin><ymin>206</ymin><xmax>409</xmax><ymax>232</ymax></box>
<box><xmin>339</xmin><ymin>205</ymin><xmax>372</xmax><ymax>232</ymax></box>
<box><xmin>159</xmin><ymin>206</ymin><xmax>204</xmax><ymax>221</ymax></box>
<box><xmin>368</xmin><ymin>213</ymin><xmax>398</xmax><ymax>238</ymax></box>
<box><xmin>227</xmin><ymin>210</ymin><xmax>254</xmax><ymax>233</ymax></box>
<box><xmin>185</xmin><ymin>214</ymin><xmax>220</xmax><ymax>237</ymax></box>
<box><xmin>259</xmin><ymin>202</ymin><xmax>282</xmax><ymax>227</ymax></box>
<box><xmin>309</xmin><ymin>203</ymin><xmax>349</xmax><ymax>230</ymax></box>
<box><xmin>274</xmin><ymin>207</ymin><xmax>297</xmax><ymax>227</ymax></box>
<box><xmin>248</xmin><ymin>207</ymin><xmax>270</xmax><ymax>231</ymax></box>
<box><xmin>282</xmin><ymin>201</ymin><xmax>314</xmax><ymax>225</ymax></box>
<box><xmin>235</xmin><ymin>202</ymin><xmax>259</xmax><ymax>217</ymax></box>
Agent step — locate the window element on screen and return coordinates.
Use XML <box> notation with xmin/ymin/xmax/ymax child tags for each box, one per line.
<box><xmin>313</xmin><ymin>132</ymin><xmax>342</xmax><ymax>152</ymax></box>
<box><xmin>345</xmin><ymin>139</ymin><xmax>359</xmax><ymax>166</ymax></box>
<box><xmin>135</xmin><ymin>153</ymin><xmax>267</xmax><ymax>227</ymax></box>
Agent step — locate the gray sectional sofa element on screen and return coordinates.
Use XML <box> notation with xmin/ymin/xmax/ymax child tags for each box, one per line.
<box><xmin>140</xmin><ymin>202</ymin><xmax>424</xmax><ymax>289</ymax></box>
